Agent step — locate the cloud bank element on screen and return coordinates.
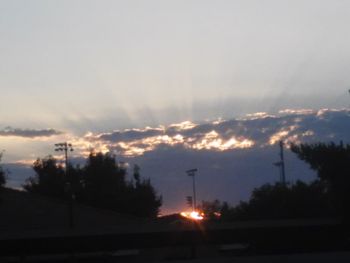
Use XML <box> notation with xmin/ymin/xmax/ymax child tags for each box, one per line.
<box><xmin>0</xmin><ymin>127</ymin><xmax>62</xmax><ymax>138</ymax></box>
<box><xmin>5</xmin><ymin>108</ymin><xmax>350</xmax><ymax>214</ymax></box>
<box><xmin>80</xmin><ymin>109</ymin><xmax>350</xmax><ymax>213</ymax></box>
<box><xmin>78</xmin><ymin>108</ymin><xmax>350</xmax><ymax>157</ymax></box>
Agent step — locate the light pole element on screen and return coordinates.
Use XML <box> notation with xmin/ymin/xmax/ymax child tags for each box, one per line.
<box><xmin>273</xmin><ymin>140</ymin><xmax>286</xmax><ymax>185</ymax></box>
<box><xmin>55</xmin><ymin>143</ymin><xmax>73</xmax><ymax>174</ymax></box>
<box><xmin>186</xmin><ymin>168</ymin><xmax>198</xmax><ymax>211</ymax></box>
<box><xmin>54</xmin><ymin>142</ymin><xmax>74</xmax><ymax>228</ymax></box>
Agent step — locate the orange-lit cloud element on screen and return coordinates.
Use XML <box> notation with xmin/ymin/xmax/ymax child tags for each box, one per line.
<box><xmin>73</xmin><ymin>121</ymin><xmax>256</xmax><ymax>157</ymax></box>
<box><xmin>268</xmin><ymin>125</ymin><xmax>299</xmax><ymax>145</ymax></box>
<box><xmin>245</xmin><ymin>112</ymin><xmax>275</xmax><ymax>120</ymax></box>
<box><xmin>3</xmin><ymin>108</ymin><xmax>348</xmax><ymax>163</ymax></box>
<box><xmin>191</xmin><ymin>131</ymin><xmax>254</xmax><ymax>151</ymax></box>
<box><xmin>278</xmin><ymin>109</ymin><xmax>315</xmax><ymax>115</ymax></box>
<box><xmin>168</xmin><ymin>121</ymin><xmax>197</xmax><ymax>130</ymax></box>
<box><xmin>67</xmin><ymin>108</ymin><xmax>348</xmax><ymax>157</ymax></box>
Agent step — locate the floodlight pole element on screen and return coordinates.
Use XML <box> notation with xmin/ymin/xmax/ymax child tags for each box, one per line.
<box><xmin>186</xmin><ymin>169</ymin><xmax>198</xmax><ymax>211</ymax></box>
<box><xmin>273</xmin><ymin>141</ymin><xmax>286</xmax><ymax>185</ymax></box>
<box><xmin>55</xmin><ymin>142</ymin><xmax>73</xmax><ymax>180</ymax></box>
<box><xmin>55</xmin><ymin>142</ymin><xmax>74</xmax><ymax>228</ymax></box>
<box><xmin>279</xmin><ymin>141</ymin><xmax>286</xmax><ymax>185</ymax></box>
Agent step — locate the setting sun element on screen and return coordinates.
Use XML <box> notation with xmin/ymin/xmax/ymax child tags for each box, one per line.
<box><xmin>180</xmin><ymin>211</ymin><xmax>204</xmax><ymax>221</ymax></box>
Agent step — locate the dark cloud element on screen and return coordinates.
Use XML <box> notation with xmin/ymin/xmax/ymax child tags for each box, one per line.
<box><xmin>0</xmin><ymin>127</ymin><xmax>62</xmax><ymax>138</ymax></box>
<box><xmin>99</xmin><ymin>128</ymin><xmax>163</xmax><ymax>142</ymax></box>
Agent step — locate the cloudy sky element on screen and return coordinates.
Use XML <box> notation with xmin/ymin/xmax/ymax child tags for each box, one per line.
<box><xmin>1</xmin><ymin>1</ymin><xmax>350</xmax><ymax>213</ymax></box>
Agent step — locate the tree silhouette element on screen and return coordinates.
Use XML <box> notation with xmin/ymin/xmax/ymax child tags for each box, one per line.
<box><xmin>24</xmin><ymin>152</ymin><xmax>162</xmax><ymax>218</ymax></box>
<box><xmin>23</xmin><ymin>156</ymin><xmax>66</xmax><ymax>198</ymax></box>
<box><xmin>233</xmin><ymin>181</ymin><xmax>334</xmax><ymax>220</ymax></box>
<box><xmin>0</xmin><ymin>152</ymin><xmax>5</xmax><ymax>188</ymax></box>
<box><xmin>291</xmin><ymin>142</ymin><xmax>350</xmax><ymax>218</ymax></box>
<box><xmin>202</xmin><ymin>180</ymin><xmax>334</xmax><ymax>221</ymax></box>
<box><xmin>127</xmin><ymin>165</ymin><xmax>162</xmax><ymax>218</ymax></box>
<box><xmin>81</xmin><ymin>152</ymin><xmax>127</xmax><ymax>208</ymax></box>
<box><xmin>0</xmin><ymin>153</ymin><xmax>6</xmax><ymax>204</ymax></box>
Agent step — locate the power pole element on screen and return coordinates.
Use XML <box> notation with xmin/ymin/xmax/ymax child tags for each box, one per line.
<box><xmin>273</xmin><ymin>140</ymin><xmax>286</xmax><ymax>185</ymax></box>
<box><xmin>186</xmin><ymin>169</ymin><xmax>198</xmax><ymax>211</ymax></box>
<box><xmin>186</xmin><ymin>196</ymin><xmax>193</xmax><ymax>210</ymax></box>
<box><xmin>279</xmin><ymin>140</ymin><xmax>286</xmax><ymax>185</ymax></box>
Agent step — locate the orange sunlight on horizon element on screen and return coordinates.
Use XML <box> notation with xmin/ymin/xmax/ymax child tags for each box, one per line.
<box><xmin>180</xmin><ymin>211</ymin><xmax>204</xmax><ymax>221</ymax></box>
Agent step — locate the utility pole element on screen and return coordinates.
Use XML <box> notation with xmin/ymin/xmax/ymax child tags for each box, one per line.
<box><xmin>186</xmin><ymin>196</ymin><xmax>193</xmax><ymax>209</ymax></box>
<box><xmin>186</xmin><ymin>169</ymin><xmax>198</xmax><ymax>211</ymax></box>
<box><xmin>273</xmin><ymin>140</ymin><xmax>286</xmax><ymax>185</ymax></box>
<box><xmin>55</xmin><ymin>142</ymin><xmax>74</xmax><ymax>228</ymax></box>
<box><xmin>279</xmin><ymin>140</ymin><xmax>286</xmax><ymax>185</ymax></box>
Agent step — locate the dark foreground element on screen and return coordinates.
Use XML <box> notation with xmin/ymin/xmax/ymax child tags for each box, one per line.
<box><xmin>1</xmin><ymin>189</ymin><xmax>349</xmax><ymax>262</ymax></box>
<box><xmin>1</xmin><ymin>218</ymin><xmax>350</xmax><ymax>262</ymax></box>
<box><xmin>3</xmin><ymin>249</ymin><xmax>350</xmax><ymax>263</ymax></box>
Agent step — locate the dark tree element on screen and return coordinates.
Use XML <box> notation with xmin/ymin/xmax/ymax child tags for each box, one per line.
<box><xmin>0</xmin><ymin>152</ymin><xmax>6</xmax><ymax>203</ymax></box>
<box><xmin>127</xmin><ymin>165</ymin><xmax>162</xmax><ymax>218</ymax></box>
<box><xmin>67</xmin><ymin>163</ymin><xmax>84</xmax><ymax>201</ymax></box>
<box><xmin>220</xmin><ymin>201</ymin><xmax>231</xmax><ymax>220</ymax></box>
<box><xmin>232</xmin><ymin>181</ymin><xmax>334</xmax><ymax>220</ymax></box>
<box><xmin>0</xmin><ymin>152</ymin><xmax>5</xmax><ymax>188</ymax></box>
<box><xmin>24</xmin><ymin>152</ymin><xmax>162</xmax><ymax>218</ymax></box>
<box><xmin>206</xmin><ymin>181</ymin><xmax>334</xmax><ymax>221</ymax></box>
<box><xmin>81</xmin><ymin>152</ymin><xmax>128</xmax><ymax>211</ymax></box>
<box><xmin>291</xmin><ymin>142</ymin><xmax>350</xmax><ymax>218</ymax></box>
<box><xmin>80</xmin><ymin>153</ymin><xmax>161</xmax><ymax>218</ymax></box>
<box><xmin>133</xmin><ymin>164</ymin><xmax>141</xmax><ymax>185</ymax></box>
<box><xmin>23</xmin><ymin>156</ymin><xmax>66</xmax><ymax>198</ymax></box>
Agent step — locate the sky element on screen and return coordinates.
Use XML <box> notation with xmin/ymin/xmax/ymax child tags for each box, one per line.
<box><xmin>1</xmin><ymin>1</ymin><xmax>350</xmax><ymax>213</ymax></box>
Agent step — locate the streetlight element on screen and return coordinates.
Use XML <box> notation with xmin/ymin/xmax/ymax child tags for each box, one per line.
<box><xmin>54</xmin><ymin>142</ymin><xmax>74</xmax><ymax>228</ymax></box>
<box><xmin>186</xmin><ymin>168</ymin><xmax>198</xmax><ymax>211</ymax></box>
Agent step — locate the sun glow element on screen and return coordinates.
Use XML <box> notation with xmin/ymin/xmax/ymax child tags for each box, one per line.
<box><xmin>180</xmin><ymin>211</ymin><xmax>204</xmax><ymax>221</ymax></box>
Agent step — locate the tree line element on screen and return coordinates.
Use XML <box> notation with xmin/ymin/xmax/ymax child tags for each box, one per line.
<box><xmin>0</xmin><ymin>153</ymin><xmax>5</xmax><ymax>188</ymax></box>
<box><xmin>23</xmin><ymin>152</ymin><xmax>162</xmax><ymax>218</ymax></box>
<box><xmin>2</xmin><ymin>141</ymin><xmax>350</xmax><ymax>221</ymax></box>
<box><xmin>0</xmin><ymin>153</ymin><xmax>5</xmax><ymax>204</ymax></box>
<box><xmin>200</xmin><ymin>142</ymin><xmax>350</xmax><ymax>222</ymax></box>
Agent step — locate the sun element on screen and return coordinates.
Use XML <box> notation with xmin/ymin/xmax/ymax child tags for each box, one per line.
<box><xmin>180</xmin><ymin>211</ymin><xmax>204</xmax><ymax>221</ymax></box>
